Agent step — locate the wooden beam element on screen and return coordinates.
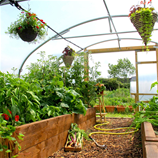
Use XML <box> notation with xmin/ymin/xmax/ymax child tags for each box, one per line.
<box><xmin>156</xmin><ymin>47</ymin><xmax>158</xmax><ymax>90</ymax></box>
<box><xmin>137</xmin><ymin>61</ymin><xmax>157</xmax><ymax>64</ymax></box>
<box><xmin>135</xmin><ymin>51</ymin><xmax>139</xmax><ymax>112</ymax></box>
<box><xmin>84</xmin><ymin>49</ymin><xmax>89</xmax><ymax>81</ymax></box>
<box><xmin>88</xmin><ymin>45</ymin><xmax>156</xmax><ymax>53</ymax></box>
<box><xmin>131</xmin><ymin>93</ymin><xmax>157</xmax><ymax>96</ymax></box>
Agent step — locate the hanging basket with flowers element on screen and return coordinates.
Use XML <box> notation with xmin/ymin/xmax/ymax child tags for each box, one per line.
<box><xmin>95</xmin><ymin>83</ymin><xmax>106</xmax><ymax>95</ymax></box>
<box><xmin>62</xmin><ymin>46</ymin><xmax>75</xmax><ymax>68</ymax></box>
<box><xmin>6</xmin><ymin>10</ymin><xmax>47</xmax><ymax>43</ymax></box>
<box><xmin>129</xmin><ymin>0</ymin><xmax>157</xmax><ymax>48</ymax></box>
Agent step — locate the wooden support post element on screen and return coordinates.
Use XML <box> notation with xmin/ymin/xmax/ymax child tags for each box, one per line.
<box><xmin>156</xmin><ymin>45</ymin><xmax>158</xmax><ymax>90</ymax></box>
<box><xmin>84</xmin><ymin>49</ymin><xmax>89</xmax><ymax>81</ymax></box>
<box><xmin>135</xmin><ymin>51</ymin><xmax>139</xmax><ymax>111</ymax></box>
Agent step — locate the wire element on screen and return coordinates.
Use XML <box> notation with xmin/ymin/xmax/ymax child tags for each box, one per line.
<box><xmin>8</xmin><ymin>0</ymin><xmax>84</xmax><ymax>50</ymax></box>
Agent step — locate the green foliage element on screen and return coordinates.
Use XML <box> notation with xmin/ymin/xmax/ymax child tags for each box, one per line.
<box><xmin>0</xmin><ymin>114</ymin><xmax>24</xmax><ymax>157</ymax></box>
<box><xmin>97</xmin><ymin>78</ymin><xmax>122</xmax><ymax>91</ymax></box>
<box><xmin>130</xmin><ymin>7</ymin><xmax>155</xmax><ymax>49</ymax></box>
<box><xmin>24</xmin><ymin>51</ymin><xmax>87</xmax><ymax>116</ymax></box>
<box><xmin>60</xmin><ymin>52</ymin><xmax>101</xmax><ymax>107</ymax></box>
<box><xmin>108</xmin><ymin>58</ymin><xmax>135</xmax><ymax>79</ymax></box>
<box><xmin>5</xmin><ymin>10</ymin><xmax>47</xmax><ymax>43</ymax></box>
<box><xmin>103</xmin><ymin>88</ymin><xmax>135</xmax><ymax>107</ymax></box>
<box><xmin>132</xmin><ymin>82</ymin><xmax>158</xmax><ymax>129</ymax></box>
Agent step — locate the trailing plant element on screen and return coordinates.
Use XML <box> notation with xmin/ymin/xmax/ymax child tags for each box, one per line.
<box><xmin>132</xmin><ymin>81</ymin><xmax>158</xmax><ymax>129</ymax></box>
<box><xmin>129</xmin><ymin>0</ymin><xmax>157</xmax><ymax>49</ymax></box>
<box><xmin>6</xmin><ymin>9</ymin><xmax>47</xmax><ymax>43</ymax></box>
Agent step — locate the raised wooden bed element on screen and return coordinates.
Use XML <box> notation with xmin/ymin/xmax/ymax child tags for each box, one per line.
<box><xmin>0</xmin><ymin>108</ymin><xmax>96</xmax><ymax>158</ymax></box>
<box><xmin>141</xmin><ymin>122</ymin><xmax>158</xmax><ymax>158</ymax></box>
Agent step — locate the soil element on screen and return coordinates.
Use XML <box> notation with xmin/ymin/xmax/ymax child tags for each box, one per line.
<box><xmin>50</xmin><ymin>118</ymin><xmax>143</xmax><ymax>158</ymax></box>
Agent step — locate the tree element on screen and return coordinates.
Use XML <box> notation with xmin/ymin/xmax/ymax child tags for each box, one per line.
<box><xmin>108</xmin><ymin>58</ymin><xmax>135</xmax><ymax>80</ymax></box>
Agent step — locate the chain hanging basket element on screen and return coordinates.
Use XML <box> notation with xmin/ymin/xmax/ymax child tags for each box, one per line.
<box><xmin>130</xmin><ymin>12</ymin><xmax>157</xmax><ymax>46</ymax></box>
<box><xmin>63</xmin><ymin>55</ymin><xmax>74</xmax><ymax>68</ymax></box>
<box><xmin>17</xmin><ymin>26</ymin><xmax>38</xmax><ymax>42</ymax></box>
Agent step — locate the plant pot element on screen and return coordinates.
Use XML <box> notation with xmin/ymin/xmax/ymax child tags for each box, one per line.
<box><xmin>116</xmin><ymin>106</ymin><xmax>126</xmax><ymax>112</ymax></box>
<box><xmin>94</xmin><ymin>105</ymin><xmax>103</xmax><ymax>111</ymax></box>
<box><xmin>128</xmin><ymin>106</ymin><xmax>133</xmax><ymax>112</ymax></box>
<box><xmin>105</xmin><ymin>106</ymin><xmax>115</xmax><ymax>113</ymax></box>
<box><xmin>130</xmin><ymin>12</ymin><xmax>157</xmax><ymax>46</ymax></box>
<box><xmin>17</xmin><ymin>26</ymin><xmax>38</xmax><ymax>42</ymax></box>
<box><xmin>63</xmin><ymin>55</ymin><xmax>74</xmax><ymax>68</ymax></box>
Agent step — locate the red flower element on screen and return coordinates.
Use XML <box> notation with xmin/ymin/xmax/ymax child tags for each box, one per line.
<box><xmin>36</xmin><ymin>26</ymin><xmax>39</xmax><ymax>29</ymax></box>
<box><xmin>40</xmin><ymin>19</ymin><xmax>43</xmax><ymax>22</ymax></box>
<box><xmin>148</xmin><ymin>0</ymin><xmax>152</xmax><ymax>4</ymax></box>
<box><xmin>15</xmin><ymin>115</ymin><xmax>19</xmax><ymax>122</ymax></box>
<box><xmin>2</xmin><ymin>114</ymin><xmax>9</xmax><ymax>121</ymax></box>
<box><xmin>18</xmin><ymin>26</ymin><xmax>22</xmax><ymax>30</ymax></box>
<box><xmin>140</xmin><ymin>1</ymin><xmax>144</xmax><ymax>4</ymax></box>
<box><xmin>42</xmin><ymin>22</ymin><xmax>45</xmax><ymax>24</ymax></box>
<box><xmin>41</xmin><ymin>24</ymin><xmax>44</xmax><ymax>27</ymax></box>
<box><xmin>8</xmin><ymin>109</ymin><xmax>12</xmax><ymax>114</ymax></box>
<box><xmin>27</xmin><ymin>12</ymin><xmax>32</xmax><ymax>16</ymax></box>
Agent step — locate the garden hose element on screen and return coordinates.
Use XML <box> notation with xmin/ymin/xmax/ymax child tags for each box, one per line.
<box><xmin>89</xmin><ymin>121</ymin><xmax>139</xmax><ymax>148</ymax></box>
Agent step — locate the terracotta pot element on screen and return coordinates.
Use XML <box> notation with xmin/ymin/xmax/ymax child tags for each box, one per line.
<box><xmin>17</xmin><ymin>26</ymin><xmax>37</xmax><ymax>42</ymax></box>
<box><xmin>105</xmin><ymin>106</ymin><xmax>115</xmax><ymax>113</ymax></box>
<box><xmin>116</xmin><ymin>106</ymin><xmax>125</xmax><ymax>112</ymax></box>
<box><xmin>94</xmin><ymin>105</ymin><xmax>103</xmax><ymax>111</ymax></box>
<box><xmin>129</xmin><ymin>106</ymin><xmax>133</xmax><ymax>112</ymax></box>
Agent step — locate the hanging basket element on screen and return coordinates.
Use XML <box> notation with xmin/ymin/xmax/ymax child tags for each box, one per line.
<box><xmin>17</xmin><ymin>26</ymin><xmax>38</xmax><ymax>42</ymax></box>
<box><xmin>130</xmin><ymin>12</ymin><xmax>157</xmax><ymax>46</ymax></box>
<box><xmin>63</xmin><ymin>55</ymin><xmax>74</xmax><ymax>68</ymax></box>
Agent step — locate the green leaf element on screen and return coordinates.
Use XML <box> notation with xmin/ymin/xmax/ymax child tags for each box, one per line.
<box><xmin>60</xmin><ymin>103</ymin><xmax>69</xmax><ymax>108</ymax></box>
<box><xmin>5</xmin><ymin>149</ymin><xmax>11</xmax><ymax>153</ymax></box>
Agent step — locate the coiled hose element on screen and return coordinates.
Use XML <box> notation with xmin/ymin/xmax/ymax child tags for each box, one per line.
<box><xmin>89</xmin><ymin>120</ymin><xmax>139</xmax><ymax>149</ymax></box>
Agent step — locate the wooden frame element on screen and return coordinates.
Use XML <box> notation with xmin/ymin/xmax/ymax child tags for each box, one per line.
<box><xmin>84</xmin><ymin>45</ymin><xmax>158</xmax><ymax>111</ymax></box>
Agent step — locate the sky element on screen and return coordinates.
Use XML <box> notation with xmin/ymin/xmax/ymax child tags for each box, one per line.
<box><xmin>1</xmin><ymin>0</ymin><xmax>158</xmax><ymax>85</ymax></box>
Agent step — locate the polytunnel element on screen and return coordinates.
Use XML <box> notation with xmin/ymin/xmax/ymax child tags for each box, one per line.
<box><xmin>1</xmin><ymin>1</ymin><xmax>158</xmax><ymax>158</ymax></box>
<box><xmin>1</xmin><ymin>0</ymin><xmax>158</xmax><ymax>104</ymax></box>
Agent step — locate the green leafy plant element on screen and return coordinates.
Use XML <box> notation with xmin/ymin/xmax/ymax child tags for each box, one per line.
<box><xmin>0</xmin><ymin>114</ymin><xmax>24</xmax><ymax>158</ymax></box>
<box><xmin>132</xmin><ymin>82</ymin><xmax>158</xmax><ymax>129</ymax></box>
<box><xmin>129</xmin><ymin>0</ymin><xmax>157</xmax><ymax>49</ymax></box>
<box><xmin>60</xmin><ymin>52</ymin><xmax>101</xmax><ymax>107</ymax></box>
<box><xmin>5</xmin><ymin>10</ymin><xmax>47</xmax><ymax>43</ymax></box>
<box><xmin>66</xmin><ymin>123</ymin><xmax>90</xmax><ymax>148</ymax></box>
<box><xmin>24</xmin><ymin>51</ymin><xmax>87</xmax><ymax>115</ymax></box>
<box><xmin>95</xmin><ymin>83</ymin><xmax>106</xmax><ymax>95</ymax></box>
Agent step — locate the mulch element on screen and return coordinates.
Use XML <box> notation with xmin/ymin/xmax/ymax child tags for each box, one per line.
<box><xmin>50</xmin><ymin>118</ymin><xmax>143</xmax><ymax>158</ymax></box>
